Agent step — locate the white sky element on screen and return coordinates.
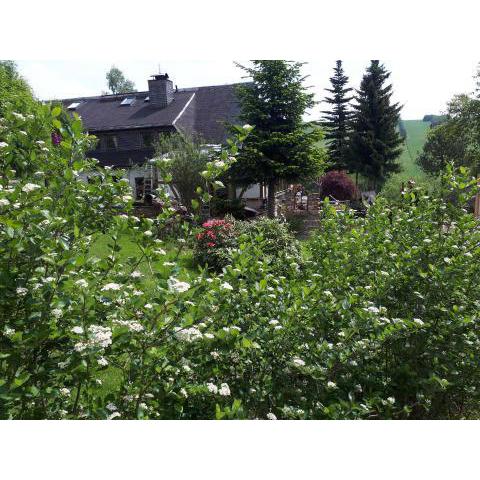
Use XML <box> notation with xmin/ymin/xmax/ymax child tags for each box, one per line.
<box><xmin>16</xmin><ymin>59</ymin><xmax>478</xmax><ymax>120</ymax></box>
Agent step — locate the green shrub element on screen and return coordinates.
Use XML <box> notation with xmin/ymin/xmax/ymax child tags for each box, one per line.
<box><xmin>194</xmin><ymin>216</ymin><xmax>302</xmax><ymax>274</ymax></box>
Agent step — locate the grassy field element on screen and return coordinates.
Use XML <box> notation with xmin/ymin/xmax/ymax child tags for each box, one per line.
<box><xmin>381</xmin><ymin>119</ymin><xmax>431</xmax><ymax>198</ymax></box>
<box><xmin>398</xmin><ymin>120</ymin><xmax>431</xmax><ymax>179</ymax></box>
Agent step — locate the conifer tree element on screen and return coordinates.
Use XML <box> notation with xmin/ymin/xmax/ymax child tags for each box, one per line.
<box><xmin>321</xmin><ymin>60</ymin><xmax>353</xmax><ymax>170</ymax></box>
<box><xmin>349</xmin><ymin>61</ymin><xmax>403</xmax><ymax>189</ymax></box>
<box><xmin>233</xmin><ymin>60</ymin><xmax>325</xmax><ymax>217</ymax></box>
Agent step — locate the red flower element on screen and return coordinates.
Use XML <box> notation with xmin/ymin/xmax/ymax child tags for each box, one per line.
<box><xmin>207</xmin><ymin>242</ymin><xmax>216</xmax><ymax>247</ymax></box>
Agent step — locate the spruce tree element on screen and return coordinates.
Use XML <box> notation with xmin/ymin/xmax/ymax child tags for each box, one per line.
<box><xmin>349</xmin><ymin>61</ymin><xmax>403</xmax><ymax>190</ymax></box>
<box><xmin>233</xmin><ymin>60</ymin><xmax>325</xmax><ymax>217</ymax></box>
<box><xmin>321</xmin><ymin>60</ymin><xmax>353</xmax><ymax>170</ymax></box>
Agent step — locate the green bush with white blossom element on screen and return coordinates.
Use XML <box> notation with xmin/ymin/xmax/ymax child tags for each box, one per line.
<box><xmin>1</xmin><ymin>65</ymin><xmax>480</xmax><ymax>419</ymax></box>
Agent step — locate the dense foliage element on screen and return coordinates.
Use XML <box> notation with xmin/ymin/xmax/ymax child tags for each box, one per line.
<box><xmin>418</xmin><ymin>94</ymin><xmax>480</xmax><ymax>177</ymax></box>
<box><xmin>349</xmin><ymin>61</ymin><xmax>403</xmax><ymax>189</ymax></box>
<box><xmin>232</xmin><ymin>60</ymin><xmax>326</xmax><ymax>217</ymax></box>
<box><xmin>321</xmin><ymin>60</ymin><xmax>354</xmax><ymax>170</ymax></box>
<box><xmin>155</xmin><ymin>132</ymin><xmax>211</xmax><ymax>211</ymax></box>
<box><xmin>319</xmin><ymin>170</ymin><xmax>358</xmax><ymax>201</ymax></box>
<box><xmin>1</xmin><ymin>63</ymin><xmax>480</xmax><ymax>420</ymax></box>
<box><xmin>194</xmin><ymin>217</ymin><xmax>301</xmax><ymax>274</ymax></box>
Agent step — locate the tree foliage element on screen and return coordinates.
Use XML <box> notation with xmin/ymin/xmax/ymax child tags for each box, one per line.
<box><xmin>321</xmin><ymin>60</ymin><xmax>353</xmax><ymax>170</ymax></box>
<box><xmin>233</xmin><ymin>60</ymin><xmax>326</xmax><ymax>217</ymax></box>
<box><xmin>418</xmin><ymin>93</ymin><xmax>480</xmax><ymax>176</ymax></box>
<box><xmin>349</xmin><ymin>61</ymin><xmax>403</xmax><ymax>189</ymax></box>
<box><xmin>319</xmin><ymin>170</ymin><xmax>358</xmax><ymax>201</ymax></box>
<box><xmin>0</xmin><ymin>61</ymin><xmax>34</xmax><ymax>118</ymax></box>
<box><xmin>105</xmin><ymin>66</ymin><xmax>136</xmax><ymax>94</ymax></box>
<box><xmin>155</xmin><ymin>133</ymin><xmax>211</xmax><ymax>211</ymax></box>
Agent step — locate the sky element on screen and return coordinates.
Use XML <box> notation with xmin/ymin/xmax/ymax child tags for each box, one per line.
<box><xmin>16</xmin><ymin>59</ymin><xmax>479</xmax><ymax>121</ymax></box>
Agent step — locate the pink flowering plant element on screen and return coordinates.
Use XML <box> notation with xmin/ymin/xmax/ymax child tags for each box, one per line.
<box><xmin>194</xmin><ymin>218</ymin><xmax>235</xmax><ymax>270</ymax></box>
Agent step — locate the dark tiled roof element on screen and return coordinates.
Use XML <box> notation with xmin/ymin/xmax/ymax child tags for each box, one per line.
<box><xmin>175</xmin><ymin>84</ymin><xmax>243</xmax><ymax>143</ymax></box>
<box><xmin>60</xmin><ymin>91</ymin><xmax>193</xmax><ymax>131</ymax></box>
<box><xmin>59</xmin><ymin>83</ymin><xmax>244</xmax><ymax>144</ymax></box>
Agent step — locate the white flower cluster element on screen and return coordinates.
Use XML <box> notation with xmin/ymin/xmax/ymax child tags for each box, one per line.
<box><xmin>168</xmin><ymin>277</ymin><xmax>191</xmax><ymax>293</ymax></box>
<box><xmin>74</xmin><ymin>325</ymin><xmax>112</xmax><ymax>352</ymax></box>
<box><xmin>292</xmin><ymin>357</ymin><xmax>306</xmax><ymax>367</ymax></box>
<box><xmin>113</xmin><ymin>319</ymin><xmax>144</xmax><ymax>333</ymax></box>
<box><xmin>16</xmin><ymin>287</ymin><xmax>28</xmax><ymax>297</ymax></box>
<box><xmin>21</xmin><ymin>183</ymin><xmax>41</xmax><ymax>193</ymax></box>
<box><xmin>206</xmin><ymin>382</ymin><xmax>231</xmax><ymax>396</ymax></box>
<box><xmin>101</xmin><ymin>282</ymin><xmax>122</xmax><ymax>291</ymax></box>
<box><xmin>174</xmin><ymin>327</ymin><xmax>202</xmax><ymax>342</ymax></box>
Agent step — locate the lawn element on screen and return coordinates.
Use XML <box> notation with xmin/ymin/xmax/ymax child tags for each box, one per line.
<box><xmin>89</xmin><ymin>232</ymin><xmax>196</xmax><ymax>285</ymax></box>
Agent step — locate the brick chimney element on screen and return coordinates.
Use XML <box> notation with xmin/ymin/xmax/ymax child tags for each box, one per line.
<box><xmin>148</xmin><ymin>73</ymin><xmax>173</xmax><ymax>108</ymax></box>
<box><xmin>148</xmin><ymin>73</ymin><xmax>174</xmax><ymax>108</ymax></box>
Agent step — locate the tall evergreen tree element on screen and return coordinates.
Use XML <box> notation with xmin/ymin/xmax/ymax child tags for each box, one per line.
<box><xmin>233</xmin><ymin>60</ymin><xmax>325</xmax><ymax>217</ymax></box>
<box><xmin>321</xmin><ymin>60</ymin><xmax>353</xmax><ymax>170</ymax></box>
<box><xmin>349</xmin><ymin>61</ymin><xmax>403</xmax><ymax>189</ymax></box>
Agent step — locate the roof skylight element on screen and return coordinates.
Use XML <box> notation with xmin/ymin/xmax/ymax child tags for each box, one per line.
<box><xmin>67</xmin><ymin>102</ymin><xmax>80</xmax><ymax>110</ymax></box>
<box><xmin>120</xmin><ymin>97</ymin><xmax>135</xmax><ymax>106</ymax></box>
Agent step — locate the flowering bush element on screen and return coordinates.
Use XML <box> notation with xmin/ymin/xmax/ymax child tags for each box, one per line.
<box><xmin>194</xmin><ymin>216</ymin><xmax>301</xmax><ymax>274</ymax></box>
<box><xmin>1</xmin><ymin>64</ymin><xmax>480</xmax><ymax>420</ymax></box>
<box><xmin>319</xmin><ymin>170</ymin><xmax>358</xmax><ymax>201</ymax></box>
<box><xmin>193</xmin><ymin>218</ymin><xmax>236</xmax><ymax>271</ymax></box>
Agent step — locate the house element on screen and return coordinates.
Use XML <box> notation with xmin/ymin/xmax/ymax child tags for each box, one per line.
<box><xmin>59</xmin><ymin>73</ymin><xmax>250</xmax><ymax>202</ymax></box>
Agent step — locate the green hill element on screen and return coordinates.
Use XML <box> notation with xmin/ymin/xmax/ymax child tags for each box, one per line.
<box><xmin>381</xmin><ymin>119</ymin><xmax>431</xmax><ymax>198</ymax></box>
<box><xmin>398</xmin><ymin>120</ymin><xmax>431</xmax><ymax>178</ymax></box>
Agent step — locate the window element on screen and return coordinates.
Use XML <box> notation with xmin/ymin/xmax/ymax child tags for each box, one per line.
<box><xmin>103</xmin><ymin>135</ymin><xmax>118</xmax><ymax>150</ymax></box>
<box><xmin>142</xmin><ymin>132</ymin><xmax>155</xmax><ymax>148</ymax></box>
<box><xmin>67</xmin><ymin>102</ymin><xmax>80</xmax><ymax>110</ymax></box>
<box><xmin>120</xmin><ymin>97</ymin><xmax>135</xmax><ymax>106</ymax></box>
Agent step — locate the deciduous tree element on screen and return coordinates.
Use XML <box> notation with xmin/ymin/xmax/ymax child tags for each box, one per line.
<box><xmin>105</xmin><ymin>66</ymin><xmax>136</xmax><ymax>94</ymax></box>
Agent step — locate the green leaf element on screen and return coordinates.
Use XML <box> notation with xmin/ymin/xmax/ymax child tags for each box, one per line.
<box><xmin>52</xmin><ymin>106</ymin><xmax>62</xmax><ymax>117</ymax></box>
